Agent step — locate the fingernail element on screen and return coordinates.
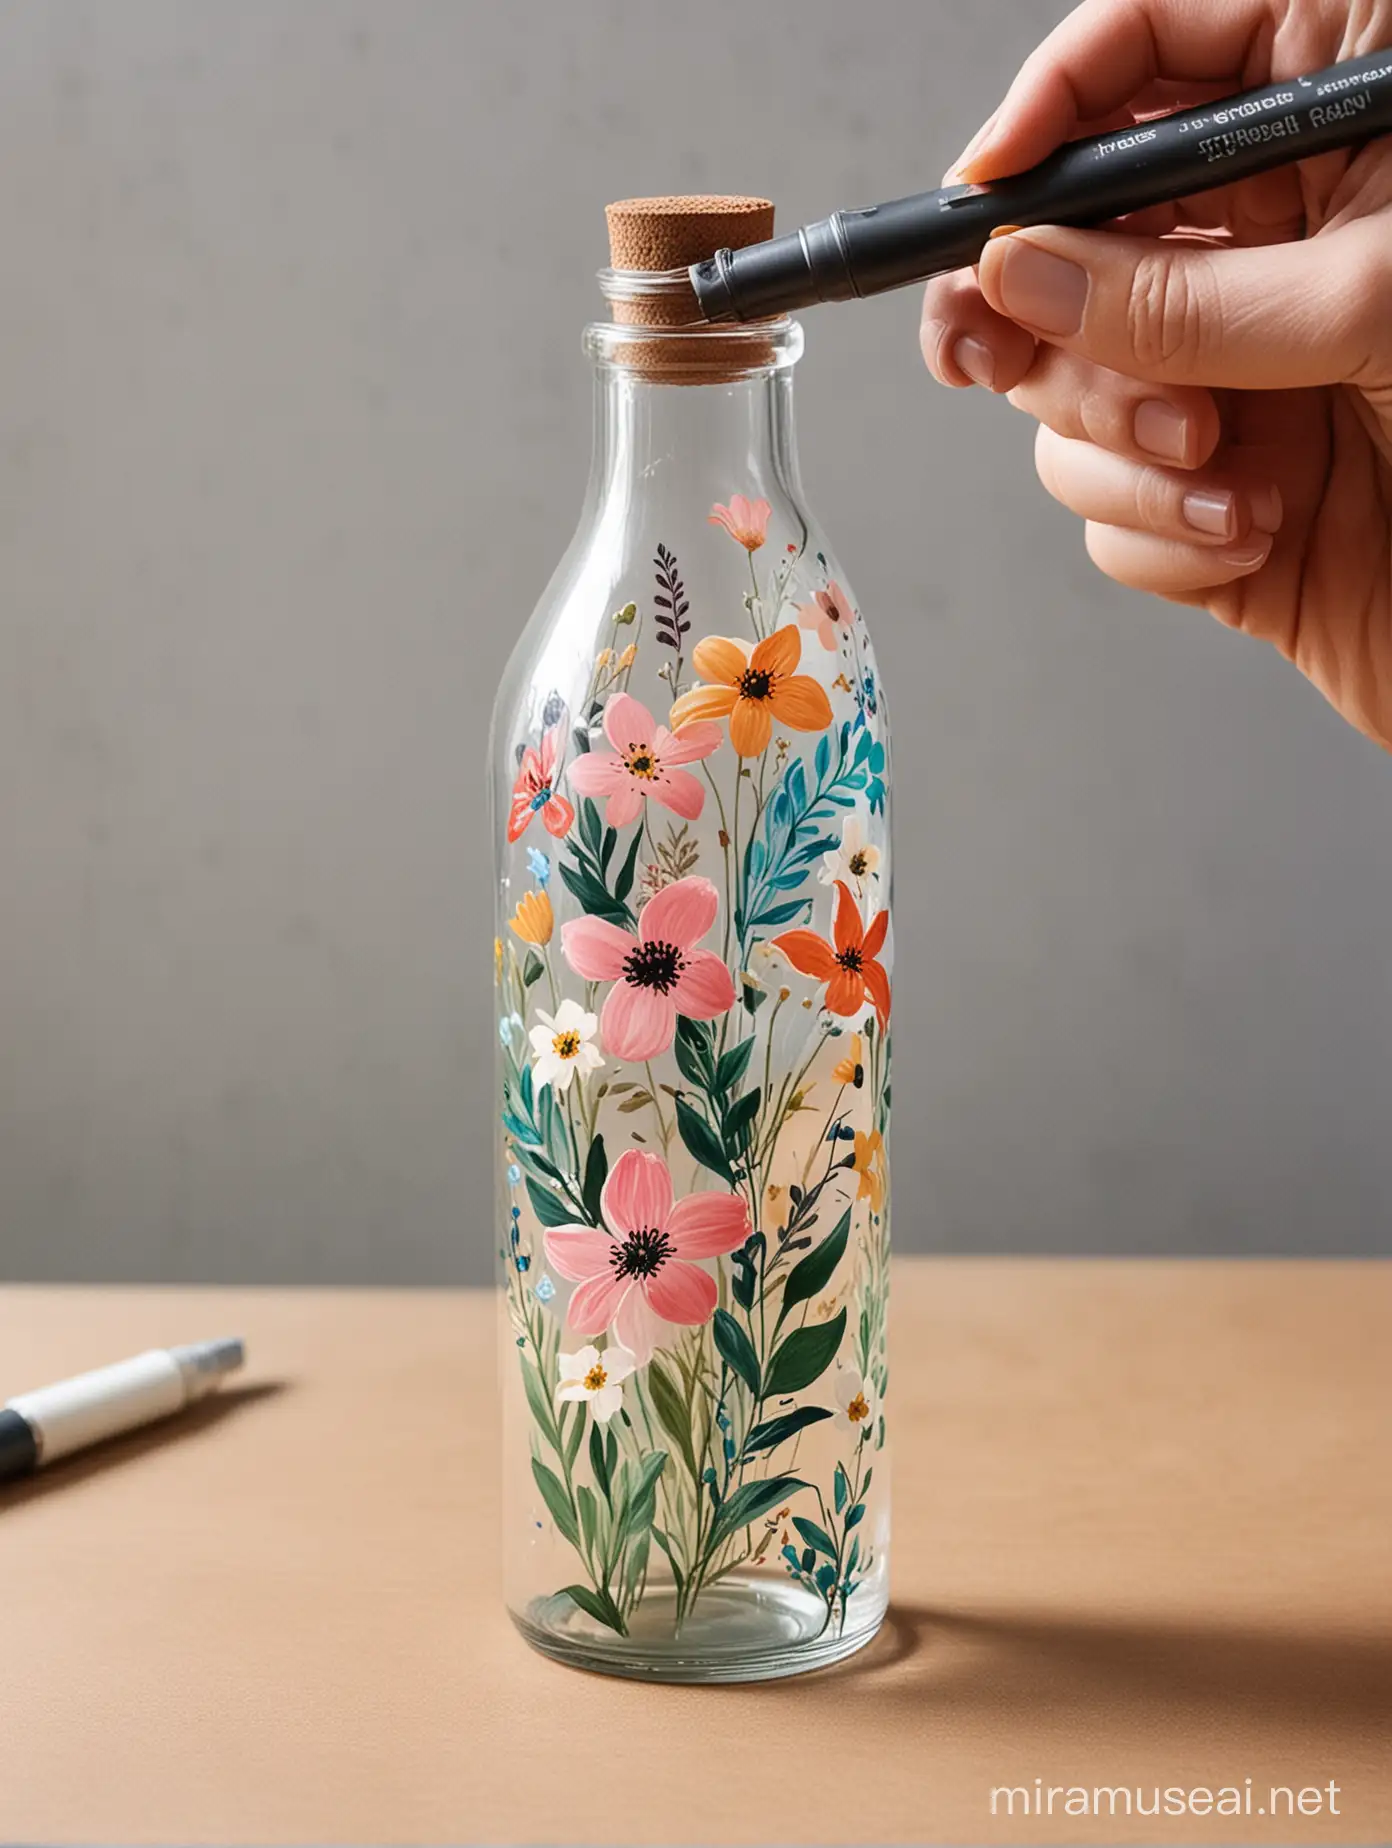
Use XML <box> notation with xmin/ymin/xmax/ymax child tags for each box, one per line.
<box><xmin>987</xmin><ymin>224</ymin><xmax>1022</xmax><ymax>241</ymax></box>
<box><xmin>952</xmin><ymin>108</ymin><xmax>1001</xmax><ymax>178</ymax></box>
<box><xmin>1135</xmin><ymin>400</ymin><xmax>1190</xmax><ymax>463</ymax></box>
<box><xmin>1221</xmin><ymin>536</ymin><xmax>1273</xmax><ymax>569</ymax></box>
<box><xmin>994</xmin><ymin>238</ymin><xmax>1088</xmax><ymax>336</ymax></box>
<box><xmin>1183</xmin><ymin>489</ymin><xmax>1236</xmax><ymax>540</ymax></box>
<box><xmin>953</xmin><ymin>335</ymin><xmax>995</xmax><ymax>389</ymax></box>
<box><xmin>1249</xmin><ymin>483</ymin><xmax>1283</xmax><ymax>533</ymax></box>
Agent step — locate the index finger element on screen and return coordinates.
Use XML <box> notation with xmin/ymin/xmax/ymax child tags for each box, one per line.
<box><xmin>955</xmin><ymin>0</ymin><xmax>1281</xmax><ymax>182</ymax></box>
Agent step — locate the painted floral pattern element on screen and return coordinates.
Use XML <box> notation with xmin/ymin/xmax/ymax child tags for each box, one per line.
<box><xmin>496</xmin><ymin>496</ymin><xmax>890</xmax><ymax>1641</ymax></box>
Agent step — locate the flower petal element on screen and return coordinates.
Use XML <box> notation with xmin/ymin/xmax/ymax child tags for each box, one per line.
<box><xmin>751</xmin><ymin>623</ymin><xmax>800</xmax><ymax>679</ymax></box>
<box><xmin>561</xmin><ymin>915</ymin><xmax>635</xmax><ymax>981</ymax></box>
<box><xmin>601</xmin><ymin>1149</ymin><xmax>674</xmax><ymax>1239</ymax></box>
<box><xmin>729</xmin><ymin>697</ymin><xmax>773</xmax><ymax>756</ymax></box>
<box><xmin>863</xmin><ymin>957</ymin><xmax>891</xmax><ymax>1031</ymax></box>
<box><xmin>832</xmin><ymin>880</ymin><xmax>864</xmax><ymax>955</ymax></box>
<box><xmin>600</xmin><ymin>1344</ymin><xmax>638</xmax><ymax>1383</ymax></box>
<box><xmin>690</xmin><ymin>635</ymin><xmax>750</xmax><ymax>687</ymax></box>
<box><xmin>601</xmin><ymin>980</ymin><xmax>677</xmax><ymax>1062</ymax></box>
<box><xmin>655</xmin><ymin>720</ymin><xmax>722</xmax><ymax>766</ymax></box>
<box><xmin>591</xmin><ymin>1383</ymin><xmax>624</xmax><ymax>1422</ymax></box>
<box><xmin>768</xmin><ymin>674</ymin><xmax>833</xmax><ymax>733</ymax></box>
<box><xmin>669</xmin><ymin>684</ymin><xmax>739</xmax><ymax>729</ymax></box>
<box><xmin>602</xmin><ymin>691</ymin><xmax>656</xmax><ymax>754</ymax></box>
<box><xmin>666</xmin><ymin>1188</ymin><xmax>750</xmax><ymax>1259</ymax></box>
<box><xmin>671</xmin><ymin>948</ymin><xmax>735</xmax><ymax>1020</ymax></box>
<box><xmin>544</xmin><ymin>1225</ymin><xmax>616</xmax><ymax>1283</ymax></box>
<box><xmin>558</xmin><ymin>1346</ymin><xmax>600</xmax><ymax>1376</ymax></box>
<box><xmin>646</xmin><ymin>1260</ymin><xmax>718</xmax><ymax>1327</ymax></box>
<box><xmin>612</xmin><ymin>1285</ymin><xmax>665</xmax><ymax>1364</ymax></box>
<box><xmin>542</xmin><ymin>793</ymin><xmax>575</xmax><ymax>838</ymax></box>
<box><xmin>603</xmin><ymin>784</ymin><xmax>646</xmax><ymax>828</ymax></box>
<box><xmin>825</xmin><ymin>967</ymin><xmax>865</xmax><ymax>1017</ymax></box>
<box><xmin>770</xmin><ymin>928</ymin><xmax>838</xmax><ymax>980</ymax></box>
<box><xmin>640</xmin><ymin>874</ymin><xmax>719</xmax><ymax>949</ymax></box>
<box><xmin>649</xmin><ymin>766</ymin><xmax>704</xmax><ymax>821</ymax></box>
<box><xmin>862</xmin><ymin>907</ymin><xmax>889</xmax><ymax>961</ymax></box>
<box><xmin>567</xmin><ymin>751</ymin><xmax>630</xmax><ymax>798</ymax></box>
<box><xmin>567</xmin><ymin>1271</ymin><xmax>629</xmax><ymax>1336</ymax></box>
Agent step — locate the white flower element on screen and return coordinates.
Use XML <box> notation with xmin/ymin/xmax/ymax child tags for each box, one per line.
<box><xmin>819</xmin><ymin>811</ymin><xmax>881</xmax><ymax>899</ymax></box>
<box><xmin>528</xmin><ymin>998</ymin><xmax>602</xmax><ymax>1093</ymax></box>
<box><xmin>556</xmin><ymin>1344</ymin><xmax>636</xmax><ymax>1423</ymax></box>
<box><xmin>831</xmin><ymin>1365</ymin><xmax>877</xmax><ymax>1438</ymax></box>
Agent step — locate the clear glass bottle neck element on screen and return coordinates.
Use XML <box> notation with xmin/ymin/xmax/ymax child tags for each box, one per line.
<box><xmin>580</xmin><ymin>313</ymin><xmax>807</xmax><ymax>519</ymax></box>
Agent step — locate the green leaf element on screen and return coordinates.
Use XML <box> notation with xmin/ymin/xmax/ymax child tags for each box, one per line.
<box><xmin>526</xmin><ymin>1177</ymin><xmax>578</xmax><ymax>1229</ymax></box>
<box><xmin>716</xmin><ymin>1036</ymin><xmax>755</xmax><ymax>1094</ymax></box>
<box><xmin>712</xmin><ymin>1308</ymin><xmax>760</xmax><ymax>1397</ymax></box>
<box><xmin>743</xmin><ymin>1405</ymin><xmax>833</xmax><ymax>1457</ymax></box>
<box><xmin>576</xmin><ymin>1482</ymin><xmax>601</xmax><ymax>1558</ymax></box>
<box><xmin>675</xmin><ymin>1016</ymin><xmax>716</xmax><ymax>1085</ymax></box>
<box><xmin>558</xmin><ymin>859</ymin><xmax>628</xmax><ymax>926</ymax></box>
<box><xmin>781</xmin><ymin>1207</ymin><xmax>851</xmax><ymax>1316</ymax></box>
<box><xmin>578</xmin><ymin>798</ymin><xmax>603</xmax><ymax>858</ymax></box>
<box><xmin>673</xmin><ymin>1025</ymin><xmax>713</xmax><ymax>1090</ymax></box>
<box><xmin>616</xmin><ymin>1090</ymin><xmax>653</xmax><ymax>1113</ymax></box>
<box><xmin>599</xmin><ymin>826</ymin><xmax>617</xmax><ymax>874</ymax></box>
<box><xmin>650</xmin><ymin>1526</ymin><xmax>685</xmax><ymax>1604</ymax></box>
<box><xmin>861</xmin><ymin>1466</ymin><xmax>874</xmax><ymax>1499</ymax></box>
<box><xmin>581</xmin><ymin>1134</ymin><xmax>608</xmax><ymax>1227</ymax></box>
<box><xmin>522</xmin><ymin>950</ymin><xmax>545</xmax><ymax>988</ymax></box>
<box><xmin>561</xmin><ymin>1582</ymin><xmax>626</xmax><ymax>1634</ymax></box>
<box><xmin>833</xmin><ymin>1461</ymin><xmax>850</xmax><ymax>1514</ymax></box>
<box><xmin>792</xmin><ymin>1513</ymin><xmax>837</xmax><ymax>1558</ymax></box>
<box><xmin>531</xmin><ymin>1458</ymin><xmax>578</xmax><ymax>1546</ymax></box>
<box><xmin>622</xmin><ymin>1528</ymin><xmax>650</xmax><ymax>1602</ymax></box>
<box><xmin>722</xmin><ymin>1088</ymin><xmax>761</xmax><ymax>1155</ymax></box>
<box><xmin>613</xmin><ymin>827</ymin><xmax>644</xmax><ymax>905</ymax></box>
<box><xmin>589</xmin><ymin>1420</ymin><xmax>612</xmax><ymax>1504</ymax></box>
<box><xmin>709</xmin><ymin>1474</ymin><xmax>807</xmax><ymax>1549</ymax></box>
<box><xmin>646</xmin><ymin>1359</ymin><xmax>697</xmax><ymax>1477</ymax></box>
<box><xmin>845</xmin><ymin>1502</ymin><xmax>865</xmax><ymax>1529</ymax></box>
<box><xmin>564</xmin><ymin>1400</ymin><xmax>586</xmax><ymax>1468</ymax></box>
<box><xmin>619</xmin><ymin>1450</ymin><xmax>667</xmax><ymax>1543</ymax></box>
<box><xmin>675</xmin><ymin>1096</ymin><xmax>734</xmax><ymax>1181</ymax></box>
<box><xmin>764</xmin><ymin>1308</ymin><xmax>847</xmax><ymax>1397</ymax></box>
<box><xmin>522</xmin><ymin>1357</ymin><xmax>558</xmax><ymax>1446</ymax></box>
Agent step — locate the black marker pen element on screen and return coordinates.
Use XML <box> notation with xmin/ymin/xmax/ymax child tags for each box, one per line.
<box><xmin>690</xmin><ymin>48</ymin><xmax>1392</xmax><ymax>321</ymax></box>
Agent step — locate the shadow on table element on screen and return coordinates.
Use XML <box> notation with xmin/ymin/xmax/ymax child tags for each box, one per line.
<box><xmin>0</xmin><ymin>1381</ymin><xmax>286</xmax><ymax>1511</ymax></box>
<box><xmin>777</xmin><ymin>1601</ymin><xmax>1392</xmax><ymax>1725</ymax></box>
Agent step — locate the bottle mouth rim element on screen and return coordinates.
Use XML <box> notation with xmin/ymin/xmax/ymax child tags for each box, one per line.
<box><xmin>588</xmin><ymin>268</ymin><xmax>801</xmax><ymax>376</ymax></box>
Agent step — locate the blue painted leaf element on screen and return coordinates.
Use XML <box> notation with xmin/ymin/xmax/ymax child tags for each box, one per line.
<box><xmin>792</xmin><ymin>1514</ymin><xmax>836</xmax><ymax>1558</ymax></box>
<box><xmin>712</xmin><ymin>1308</ymin><xmax>760</xmax><ymax>1397</ymax></box>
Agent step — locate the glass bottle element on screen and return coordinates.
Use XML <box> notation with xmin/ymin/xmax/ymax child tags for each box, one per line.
<box><xmin>491</xmin><ymin>231</ymin><xmax>891</xmax><ymax>1683</ymax></box>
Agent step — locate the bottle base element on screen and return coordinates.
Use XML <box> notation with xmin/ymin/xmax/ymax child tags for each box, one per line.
<box><xmin>510</xmin><ymin>1571</ymin><xmax>887</xmax><ymax>1684</ymax></box>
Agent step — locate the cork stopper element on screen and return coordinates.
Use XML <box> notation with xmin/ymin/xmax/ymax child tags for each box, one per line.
<box><xmin>602</xmin><ymin>195</ymin><xmax>777</xmax><ymax>380</ymax></box>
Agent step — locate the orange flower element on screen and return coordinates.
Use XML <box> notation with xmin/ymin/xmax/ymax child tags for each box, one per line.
<box><xmin>509</xmin><ymin>889</ymin><xmax>554</xmax><ymax>946</ymax></box>
<box><xmin>832</xmin><ymin>1034</ymin><xmax>865</xmax><ymax>1087</ymax></box>
<box><xmin>669</xmin><ymin>628</ymin><xmax>831</xmax><ymax>757</ymax></box>
<box><xmin>851</xmin><ymin>1129</ymin><xmax>886</xmax><ymax>1214</ymax></box>
<box><xmin>772</xmin><ymin>881</ymin><xmax>890</xmax><ymax>1030</ymax></box>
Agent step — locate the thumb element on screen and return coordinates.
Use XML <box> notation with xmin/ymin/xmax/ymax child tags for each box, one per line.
<box><xmin>977</xmin><ymin>220</ymin><xmax>1389</xmax><ymax>391</ymax></box>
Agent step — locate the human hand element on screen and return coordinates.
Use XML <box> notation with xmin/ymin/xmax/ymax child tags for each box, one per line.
<box><xmin>920</xmin><ymin>0</ymin><xmax>1392</xmax><ymax>748</ymax></box>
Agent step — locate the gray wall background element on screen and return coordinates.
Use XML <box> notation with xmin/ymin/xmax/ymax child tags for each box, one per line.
<box><xmin>1</xmin><ymin>0</ymin><xmax>1388</xmax><ymax>1286</ymax></box>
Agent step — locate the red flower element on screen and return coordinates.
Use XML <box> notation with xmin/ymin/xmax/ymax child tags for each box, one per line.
<box><xmin>772</xmin><ymin>881</ymin><xmax>890</xmax><ymax>1030</ymax></box>
<box><xmin>507</xmin><ymin>721</ymin><xmax>575</xmax><ymax>844</ymax></box>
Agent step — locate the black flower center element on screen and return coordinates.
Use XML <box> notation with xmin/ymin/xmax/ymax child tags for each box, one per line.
<box><xmin>610</xmin><ymin>1225</ymin><xmax>673</xmax><ymax>1280</ymax></box>
<box><xmin>848</xmin><ymin>851</ymin><xmax>869</xmax><ymax>876</ymax></box>
<box><xmin>738</xmin><ymin>668</ymin><xmax>774</xmax><ymax>702</ymax></box>
<box><xmin>626</xmin><ymin>748</ymin><xmax>656</xmax><ymax>779</ymax></box>
<box><xmin>623</xmin><ymin>938</ymin><xmax>685</xmax><ymax>993</ymax></box>
<box><xmin>836</xmin><ymin>946</ymin><xmax>864</xmax><ymax>974</ymax></box>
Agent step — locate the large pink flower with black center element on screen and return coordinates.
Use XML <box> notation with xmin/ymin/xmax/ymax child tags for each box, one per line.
<box><xmin>545</xmin><ymin>1149</ymin><xmax>750</xmax><ymax>1363</ymax></box>
<box><xmin>567</xmin><ymin>692</ymin><xmax>721</xmax><ymax>828</ymax></box>
<box><xmin>561</xmin><ymin>875</ymin><xmax>734</xmax><ymax>1062</ymax></box>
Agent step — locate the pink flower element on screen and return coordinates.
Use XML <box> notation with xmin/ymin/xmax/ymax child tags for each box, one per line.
<box><xmin>709</xmin><ymin>494</ymin><xmax>771</xmax><ymax>552</ymax></box>
<box><xmin>545</xmin><ymin>1150</ymin><xmax>750</xmax><ymax>1363</ymax></box>
<box><xmin>507</xmin><ymin>721</ymin><xmax>575</xmax><ymax>844</ymax></box>
<box><xmin>796</xmin><ymin>580</ymin><xmax>855</xmax><ymax>651</ymax></box>
<box><xmin>561</xmin><ymin>875</ymin><xmax>734</xmax><ymax>1061</ymax></box>
<box><xmin>567</xmin><ymin>692</ymin><xmax>721</xmax><ymax>828</ymax></box>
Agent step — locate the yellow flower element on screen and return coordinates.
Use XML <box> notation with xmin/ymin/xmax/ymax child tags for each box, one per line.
<box><xmin>509</xmin><ymin>889</ymin><xmax>554</xmax><ymax>946</ymax></box>
<box><xmin>833</xmin><ymin>1035</ymin><xmax>865</xmax><ymax>1087</ymax></box>
<box><xmin>617</xmin><ymin>643</ymin><xmax>638</xmax><ymax>669</ymax></box>
<box><xmin>595</xmin><ymin>647</ymin><xmax>612</xmax><ymax>668</ymax></box>
<box><xmin>493</xmin><ymin>937</ymin><xmax>504</xmax><ymax>981</ymax></box>
<box><xmin>850</xmin><ymin>1129</ymin><xmax>886</xmax><ymax>1215</ymax></box>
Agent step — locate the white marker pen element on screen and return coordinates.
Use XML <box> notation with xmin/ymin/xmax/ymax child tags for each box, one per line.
<box><xmin>0</xmin><ymin>1338</ymin><xmax>245</xmax><ymax>1481</ymax></box>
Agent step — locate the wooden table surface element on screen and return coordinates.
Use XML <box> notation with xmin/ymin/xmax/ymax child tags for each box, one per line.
<box><xmin>1</xmin><ymin>1261</ymin><xmax>1388</xmax><ymax>1846</ymax></box>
